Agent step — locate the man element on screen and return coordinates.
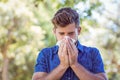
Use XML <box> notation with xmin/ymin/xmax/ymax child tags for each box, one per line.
<box><xmin>32</xmin><ymin>7</ymin><xmax>107</xmax><ymax>80</ymax></box>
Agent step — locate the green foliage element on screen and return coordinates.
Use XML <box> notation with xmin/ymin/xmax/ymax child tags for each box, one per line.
<box><xmin>0</xmin><ymin>0</ymin><xmax>45</xmax><ymax>80</ymax></box>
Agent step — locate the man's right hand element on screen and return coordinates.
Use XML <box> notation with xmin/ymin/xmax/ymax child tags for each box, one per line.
<box><xmin>58</xmin><ymin>39</ymin><xmax>69</xmax><ymax>68</ymax></box>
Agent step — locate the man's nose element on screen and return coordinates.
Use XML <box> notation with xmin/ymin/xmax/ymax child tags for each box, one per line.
<box><xmin>63</xmin><ymin>35</ymin><xmax>70</xmax><ymax>39</ymax></box>
<box><xmin>61</xmin><ymin>34</ymin><xmax>70</xmax><ymax>39</ymax></box>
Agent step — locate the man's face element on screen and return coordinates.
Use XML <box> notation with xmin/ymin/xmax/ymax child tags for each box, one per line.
<box><xmin>53</xmin><ymin>23</ymin><xmax>81</xmax><ymax>42</ymax></box>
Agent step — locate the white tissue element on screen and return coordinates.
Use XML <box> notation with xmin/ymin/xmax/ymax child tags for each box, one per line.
<box><xmin>56</xmin><ymin>40</ymin><xmax>62</xmax><ymax>46</ymax></box>
<box><xmin>56</xmin><ymin>36</ymin><xmax>76</xmax><ymax>46</ymax></box>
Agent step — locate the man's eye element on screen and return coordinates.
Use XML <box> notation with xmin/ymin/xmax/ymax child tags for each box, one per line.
<box><xmin>60</xmin><ymin>33</ymin><xmax>64</xmax><ymax>35</ymax></box>
<box><xmin>69</xmin><ymin>32</ymin><xmax>74</xmax><ymax>35</ymax></box>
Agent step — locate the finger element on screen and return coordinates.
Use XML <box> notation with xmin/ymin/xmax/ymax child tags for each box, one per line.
<box><xmin>67</xmin><ymin>41</ymin><xmax>72</xmax><ymax>64</ymax></box>
<box><xmin>60</xmin><ymin>39</ymin><xmax>67</xmax><ymax>56</ymax></box>
<box><xmin>63</xmin><ymin>39</ymin><xmax>68</xmax><ymax>53</ymax></box>
<box><xmin>69</xmin><ymin>41</ymin><xmax>78</xmax><ymax>56</ymax></box>
<box><xmin>63</xmin><ymin>42</ymin><xmax>67</xmax><ymax>53</ymax></box>
<box><xmin>67</xmin><ymin>38</ymin><xmax>74</xmax><ymax>52</ymax></box>
<box><xmin>59</xmin><ymin>39</ymin><xmax>66</xmax><ymax>49</ymax></box>
<box><xmin>67</xmin><ymin>39</ymin><xmax>73</xmax><ymax>55</ymax></box>
<box><xmin>68</xmin><ymin>39</ymin><xmax>77</xmax><ymax>52</ymax></box>
<box><xmin>58</xmin><ymin>40</ymin><xmax>65</xmax><ymax>54</ymax></box>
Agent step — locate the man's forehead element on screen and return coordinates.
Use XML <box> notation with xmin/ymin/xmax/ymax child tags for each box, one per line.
<box><xmin>57</xmin><ymin>28</ymin><xmax>76</xmax><ymax>32</ymax></box>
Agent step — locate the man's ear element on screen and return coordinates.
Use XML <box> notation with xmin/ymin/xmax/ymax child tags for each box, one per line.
<box><xmin>77</xmin><ymin>26</ymin><xmax>81</xmax><ymax>35</ymax></box>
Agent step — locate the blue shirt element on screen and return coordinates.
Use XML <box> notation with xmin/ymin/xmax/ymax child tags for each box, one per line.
<box><xmin>34</xmin><ymin>41</ymin><xmax>105</xmax><ymax>80</ymax></box>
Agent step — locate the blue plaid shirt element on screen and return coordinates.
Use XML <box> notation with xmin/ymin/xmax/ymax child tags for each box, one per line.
<box><xmin>34</xmin><ymin>41</ymin><xmax>105</xmax><ymax>80</ymax></box>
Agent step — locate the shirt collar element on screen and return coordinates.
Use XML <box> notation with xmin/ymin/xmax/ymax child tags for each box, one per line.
<box><xmin>53</xmin><ymin>45</ymin><xmax>59</xmax><ymax>54</ymax></box>
<box><xmin>76</xmin><ymin>40</ymin><xmax>83</xmax><ymax>53</ymax></box>
<box><xmin>53</xmin><ymin>40</ymin><xmax>83</xmax><ymax>54</ymax></box>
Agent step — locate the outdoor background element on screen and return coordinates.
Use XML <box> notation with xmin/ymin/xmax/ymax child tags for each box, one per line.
<box><xmin>0</xmin><ymin>0</ymin><xmax>120</xmax><ymax>80</ymax></box>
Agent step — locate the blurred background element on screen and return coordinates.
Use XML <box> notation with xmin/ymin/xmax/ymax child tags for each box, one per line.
<box><xmin>0</xmin><ymin>0</ymin><xmax>120</xmax><ymax>80</ymax></box>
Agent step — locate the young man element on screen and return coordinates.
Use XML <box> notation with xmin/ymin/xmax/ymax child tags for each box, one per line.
<box><xmin>32</xmin><ymin>7</ymin><xmax>107</xmax><ymax>80</ymax></box>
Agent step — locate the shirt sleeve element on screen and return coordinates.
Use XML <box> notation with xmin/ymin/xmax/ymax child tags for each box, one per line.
<box><xmin>34</xmin><ymin>49</ymin><xmax>48</xmax><ymax>73</ymax></box>
<box><xmin>92</xmin><ymin>48</ymin><xmax>105</xmax><ymax>73</ymax></box>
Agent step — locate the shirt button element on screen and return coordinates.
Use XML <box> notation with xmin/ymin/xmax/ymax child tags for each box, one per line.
<box><xmin>68</xmin><ymin>77</ymin><xmax>71</xmax><ymax>80</ymax></box>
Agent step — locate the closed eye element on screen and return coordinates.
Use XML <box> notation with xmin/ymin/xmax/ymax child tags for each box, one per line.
<box><xmin>59</xmin><ymin>32</ymin><xmax>64</xmax><ymax>35</ymax></box>
<box><xmin>68</xmin><ymin>32</ymin><xmax>74</xmax><ymax>35</ymax></box>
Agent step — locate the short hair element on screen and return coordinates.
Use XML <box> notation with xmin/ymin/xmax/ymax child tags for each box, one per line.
<box><xmin>52</xmin><ymin>7</ymin><xmax>80</xmax><ymax>28</ymax></box>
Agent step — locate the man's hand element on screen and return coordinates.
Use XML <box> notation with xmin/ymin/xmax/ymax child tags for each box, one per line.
<box><xmin>66</xmin><ymin>38</ymin><xmax>78</xmax><ymax>66</ymax></box>
<box><xmin>58</xmin><ymin>39</ymin><xmax>69</xmax><ymax>68</ymax></box>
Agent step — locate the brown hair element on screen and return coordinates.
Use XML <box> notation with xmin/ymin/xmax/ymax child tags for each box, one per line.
<box><xmin>52</xmin><ymin>7</ymin><xmax>80</xmax><ymax>28</ymax></box>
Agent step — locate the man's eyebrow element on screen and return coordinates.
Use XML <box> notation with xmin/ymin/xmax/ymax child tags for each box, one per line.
<box><xmin>68</xmin><ymin>31</ymin><xmax>74</xmax><ymax>33</ymax></box>
<box><xmin>59</xmin><ymin>32</ymin><xmax>64</xmax><ymax>33</ymax></box>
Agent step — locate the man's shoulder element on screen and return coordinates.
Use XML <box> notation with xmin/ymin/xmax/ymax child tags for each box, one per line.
<box><xmin>80</xmin><ymin>45</ymin><xmax>102</xmax><ymax>61</ymax></box>
<box><xmin>41</xmin><ymin>45</ymin><xmax>57</xmax><ymax>51</ymax></box>
<box><xmin>77</xmin><ymin>41</ymin><xmax>99</xmax><ymax>54</ymax></box>
<box><xmin>81</xmin><ymin>44</ymin><xmax>100</xmax><ymax>55</ymax></box>
<box><xmin>39</xmin><ymin>45</ymin><xmax>58</xmax><ymax>55</ymax></box>
<box><xmin>83</xmin><ymin>45</ymin><xmax>99</xmax><ymax>51</ymax></box>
